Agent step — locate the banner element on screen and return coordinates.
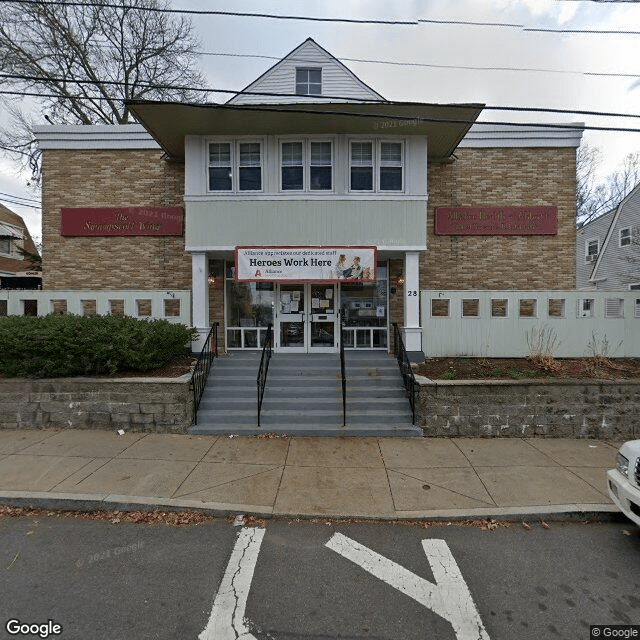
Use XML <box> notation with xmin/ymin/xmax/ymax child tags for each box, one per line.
<box><xmin>235</xmin><ymin>246</ymin><xmax>377</xmax><ymax>282</ymax></box>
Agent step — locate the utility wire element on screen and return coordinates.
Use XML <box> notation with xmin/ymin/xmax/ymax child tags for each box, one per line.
<box><xmin>0</xmin><ymin>191</ymin><xmax>40</xmax><ymax>205</ymax></box>
<box><xmin>6</xmin><ymin>0</ymin><xmax>640</xmax><ymax>35</ymax></box>
<box><xmin>0</xmin><ymin>196</ymin><xmax>41</xmax><ymax>210</ymax></box>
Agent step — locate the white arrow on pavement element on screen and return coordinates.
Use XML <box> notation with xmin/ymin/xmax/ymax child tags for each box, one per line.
<box><xmin>326</xmin><ymin>532</ymin><xmax>490</xmax><ymax>640</ymax></box>
<box><xmin>199</xmin><ymin>526</ymin><xmax>265</xmax><ymax>640</ymax></box>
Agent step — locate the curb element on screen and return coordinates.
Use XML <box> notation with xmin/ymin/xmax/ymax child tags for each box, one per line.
<box><xmin>0</xmin><ymin>491</ymin><xmax>623</xmax><ymax>523</ymax></box>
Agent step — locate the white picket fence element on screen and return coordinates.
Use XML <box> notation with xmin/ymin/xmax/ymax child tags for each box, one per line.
<box><xmin>421</xmin><ymin>290</ymin><xmax>640</xmax><ymax>358</ymax></box>
<box><xmin>0</xmin><ymin>290</ymin><xmax>191</xmax><ymax>326</ymax></box>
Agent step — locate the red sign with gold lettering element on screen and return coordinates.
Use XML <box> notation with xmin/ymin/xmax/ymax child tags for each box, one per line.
<box><xmin>60</xmin><ymin>207</ymin><xmax>184</xmax><ymax>236</ymax></box>
<box><xmin>435</xmin><ymin>206</ymin><xmax>557</xmax><ymax>235</ymax></box>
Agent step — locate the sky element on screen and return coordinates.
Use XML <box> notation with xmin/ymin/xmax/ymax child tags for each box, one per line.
<box><xmin>1</xmin><ymin>0</ymin><xmax>639</xmax><ymax>244</ymax></box>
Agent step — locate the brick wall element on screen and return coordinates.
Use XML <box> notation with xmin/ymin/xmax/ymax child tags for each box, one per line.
<box><xmin>41</xmin><ymin>149</ymin><xmax>190</xmax><ymax>290</ymax></box>
<box><xmin>424</xmin><ymin>147</ymin><xmax>577</xmax><ymax>289</ymax></box>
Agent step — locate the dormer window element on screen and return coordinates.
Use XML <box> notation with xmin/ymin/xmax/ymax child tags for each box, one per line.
<box><xmin>296</xmin><ymin>67</ymin><xmax>321</xmax><ymax>96</ymax></box>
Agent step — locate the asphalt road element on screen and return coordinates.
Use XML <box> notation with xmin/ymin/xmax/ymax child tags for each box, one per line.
<box><xmin>1</xmin><ymin>513</ymin><xmax>639</xmax><ymax>640</ymax></box>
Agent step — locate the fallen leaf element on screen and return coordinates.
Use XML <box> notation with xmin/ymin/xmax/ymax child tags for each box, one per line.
<box><xmin>521</xmin><ymin>522</ymin><xmax>532</xmax><ymax>531</ymax></box>
<box><xmin>541</xmin><ymin>521</ymin><xmax>550</xmax><ymax>529</ymax></box>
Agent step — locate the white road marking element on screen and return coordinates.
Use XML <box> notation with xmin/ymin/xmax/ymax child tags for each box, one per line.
<box><xmin>198</xmin><ymin>527</ymin><xmax>265</xmax><ymax>640</ymax></box>
<box><xmin>326</xmin><ymin>533</ymin><xmax>490</xmax><ymax>640</ymax></box>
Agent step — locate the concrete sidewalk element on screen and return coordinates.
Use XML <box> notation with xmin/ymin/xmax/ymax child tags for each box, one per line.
<box><xmin>0</xmin><ymin>429</ymin><xmax>621</xmax><ymax>520</ymax></box>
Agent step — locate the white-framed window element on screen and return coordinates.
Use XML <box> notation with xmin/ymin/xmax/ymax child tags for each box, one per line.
<box><xmin>620</xmin><ymin>227</ymin><xmax>632</xmax><ymax>247</ymax></box>
<box><xmin>379</xmin><ymin>141</ymin><xmax>403</xmax><ymax>191</ymax></box>
<box><xmin>349</xmin><ymin>140</ymin><xmax>404</xmax><ymax>192</ymax></box>
<box><xmin>280</xmin><ymin>139</ymin><xmax>333</xmax><ymax>192</ymax></box>
<box><xmin>208</xmin><ymin>140</ymin><xmax>263</xmax><ymax>193</ymax></box>
<box><xmin>350</xmin><ymin>141</ymin><xmax>374</xmax><ymax>191</ymax></box>
<box><xmin>585</xmin><ymin>238</ymin><xmax>599</xmax><ymax>263</ymax></box>
<box><xmin>295</xmin><ymin>67</ymin><xmax>322</xmax><ymax>96</ymax></box>
<box><xmin>629</xmin><ymin>283</ymin><xmax>640</xmax><ymax>291</ymax></box>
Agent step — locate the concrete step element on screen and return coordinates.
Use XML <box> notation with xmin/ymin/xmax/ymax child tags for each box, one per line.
<box><xmin>188</xmin><ymin>423</ymin><xmax>421</xmax><ymax>437</ymax></box>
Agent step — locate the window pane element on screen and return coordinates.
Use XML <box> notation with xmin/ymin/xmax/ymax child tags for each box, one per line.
<box><xmin>351</xmin><ymin>142</ymin><xmax>372</xmax><ymax>165</ymax></box>
<box><xmin>239</xmin><ymin>167</ymin><xmax>261</xmax><ymax>191</ymax></box>
<box><xmin>311</xmin><ymin>142</ymin><xmax>331</xmax><ymax>164</ymax></box>
<box><xmin>239</xmin><ymin>143</ymin><xmax>261</xmax><ymax>166</ymax></box>
<box><xmin>309</xmin><ymin>69</ymin><xmax>321</xmax><ymax>83</ymax></box>
<box><xmin>380</xmin><ymin>142</ymin><xmax>401</xmax><ymax>163</ymax></box>
<box><xmin>310</xmin><ymin>166</ymin><xmax>332</xmax><ymax>190</ymax></box>
<box><xmin>282</xmin><ymin>142</ymin><xmax>303</xmax><ymax>165</ymax></box>
<box><xmin>209</xmin><ymin>143</ymin><xmax>230</xmax><ymax>165</ymax></box>
<box><xmin>282</xmin><ymin>166</ymin><xmax>303</xmax><ymax>190</ymax></box>
<box><xmin>209</xmin><ymin>167</ymin><xmax>232</xmax><ymax>191</ymax></box>
<box><xmin>351</xmin><ymin>167</ymin><xmax>373</xmax><ymax>191</ymax></box>
<box><xmin>380</xmin><ymin>166</ymin><xmax>402</xmax><ymax>191</ymax></box>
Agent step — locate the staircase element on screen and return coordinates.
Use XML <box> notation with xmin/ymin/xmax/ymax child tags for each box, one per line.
<box><xmin>188</xmin><ymin>350</ymin><xmax>421</xmax><ymax>437</ymax></box>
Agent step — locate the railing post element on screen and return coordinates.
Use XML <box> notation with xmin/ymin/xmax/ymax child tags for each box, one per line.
<box><xmin>257</xmin><ymin>324</ymin><xmax>273</xmax><ymax>428</ymax></box>
<box><xmin>340</xmin><ymin>310</ymin><xmax>346</xmax><ymax>427</ymax></box>
<box><xmin>392</xmin><ymin>323</ymin><xmax>417</xmax><ymax>426</ymax></box>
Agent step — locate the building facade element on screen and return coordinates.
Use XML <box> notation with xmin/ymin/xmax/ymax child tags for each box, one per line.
<box><xmin>35</xmin><ymin>39</ymin><xmax>582</xmax><ymax>355</ymax></box>
<box><xmin>577</xmin><ymin>183</ymin><xmax>640</xmax><ymax>290</ymax></box>
<box><xmin>0</xmin><ymin>204</ymin><xmax>41</xmax><ymax>290</ymax></box>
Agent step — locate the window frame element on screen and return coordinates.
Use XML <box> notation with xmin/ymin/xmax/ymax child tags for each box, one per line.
<box><xmin>348</xmin><ymin>138</ymin><xmax>405</xmax><ymax>193</ymax></box>
<box><xmin>295</xmin><ymin>67</ymin><xmax>322</xmax><ymax>96</ymax></box>
<box><xmin>278</xmin><ymin>137</ymin><xmax>334</xmax><ymax>193</ymax></box>
<box><xmin>620</xmin><ymin>227</ymin><xmax>631</xmax><ymax>247</ymax></box>
<box><xmin>378</xmin><ymin>140</ymin><xmax>404</xmax><ymax>192</ymax></box>
<box><xmin>585</xmin><ymin>238</ymin><xmax>599</xmax><ymax>262</ymax></box>
<box><xmin>207</xmin><ymin>138</ymin><xmax>264</xmax><ymax>194</ymax></box>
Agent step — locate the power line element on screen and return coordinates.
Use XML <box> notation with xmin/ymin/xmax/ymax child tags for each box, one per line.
<box><xmin>0</xmin><ymin>197</ymin><xmax>41</xmax><ymax>210</ymax></box>
<box><xmin>6</xmin><ymin>0</ymin><xmax>640</xmax><ymax>35</ymax></box>
<box><xmin>0</xmin><ymin>191</ymin><xmax>40</xmax><ymax>205</ymax></box>
<box><xmin>2</xmin><ymin>76</ymin><xmax>640</xmax><ymax>122</ymax></box>
<box><xmin>3</xmin><ymin>1</ymin><xmax>420</xmax><ymax>25</ymax></box>
<box><xmin>197</xmin><ymin>50</ymin><xmax>640</xmax><ymax>80</ymax></box>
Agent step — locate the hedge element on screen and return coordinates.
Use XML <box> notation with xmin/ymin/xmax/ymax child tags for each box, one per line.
<box><xmin>0</xmin><ymin>314</ymin><xmax>198</xmax><ymax>378</ymax></box>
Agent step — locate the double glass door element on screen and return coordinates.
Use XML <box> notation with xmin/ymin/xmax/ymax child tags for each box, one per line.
<box><xmin>276</xmin><ymin>283</ymin><xmax>337</xmax><ymax>352</ymax></box>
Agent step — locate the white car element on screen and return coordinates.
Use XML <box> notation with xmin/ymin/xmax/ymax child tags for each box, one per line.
<box><xmin>607</xmin><ymin>440</ymin><xmax>640</xmax><ymax>527</ymax></box>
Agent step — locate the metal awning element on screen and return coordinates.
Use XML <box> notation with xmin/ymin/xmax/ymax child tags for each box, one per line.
<box><xmin>0</xmin><ymin>223</ymin><xmax>20</xmax><ymax>238</ymax></box>
<box><xmin>127</xmin><ymin>100</ymin><xmax>484</xmax><ymax>162</ymax></box>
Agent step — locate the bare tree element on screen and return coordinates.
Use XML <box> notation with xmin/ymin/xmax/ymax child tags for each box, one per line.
<box><xmin>0</xmin><ymin>0</ymin><xmax>208</xmax><ymax>177</ymax></box>
<box><xmin>577</xmin><ymin>144</ymin><xmax>640</xmax><ymax>225</ymax></box>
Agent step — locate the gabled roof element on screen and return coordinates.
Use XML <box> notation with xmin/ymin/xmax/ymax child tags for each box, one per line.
<box><xmin>588</xmin><ymin>181</ymin><xmax>640</xmax><ymax>282</ymax></box>
<box><xmin>227</xmin><ymin>37</ymin><xmax>385</xmax><ymax>105</ymax></box>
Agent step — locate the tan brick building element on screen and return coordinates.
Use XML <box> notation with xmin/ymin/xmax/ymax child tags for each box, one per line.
<box><xmin>34</xmin><ymin>39</ymin><xmax>582</xmax><ymax>357</ymax></box>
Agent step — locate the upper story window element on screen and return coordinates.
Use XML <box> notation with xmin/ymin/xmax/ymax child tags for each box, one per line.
<box><xmin>0</xmin><ymin>237</ymin><xmax>11</xmax><ymax>255</ymax></box>
<box><xmin>585</xmin><ymin>238</ymin><xmax>599</xmax><ymax>263</ymax></box>
<box><xmin>620</xmin><ymin>227</ymin><xmax>631</xmax><ymax>247</ymax></box>
<box><xmin>350</xmin><ymin>140</ymin><xmax>403</xmax><ymax>192</ymax></box>
<box><xmin>295</xmin><ymin>67</ymin><xmax>322</xmax><ymax>96</ymax></box>
<box><xmin>280</xmin><ymin>140</ymin><xmax>333</xmax><ymax>192</ymax></box>
<box><xmin>208</xmin><ymin>141</ymin><xmax>262</xmax><ymax>192</ymax></box>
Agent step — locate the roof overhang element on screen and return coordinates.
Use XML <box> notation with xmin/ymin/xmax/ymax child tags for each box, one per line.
<box><xmin>127</xmin><ymin>100</ymin><xmax>485</xmax><ymax>162</ymax></box>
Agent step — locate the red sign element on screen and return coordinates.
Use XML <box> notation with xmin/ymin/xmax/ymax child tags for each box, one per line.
<box><xmin>435</xmin><ymin>206</ymin><xmax>558</xmax><ymax>235</ymax></box>
<box><xmin>60</xmin><ymin>207</ymin><xmax>184</xmax><ymax>236</ymax></box>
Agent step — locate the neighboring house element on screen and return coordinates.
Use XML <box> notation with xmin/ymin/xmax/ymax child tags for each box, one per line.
<box><xmin>576</xmin><ymin>182</ymin><xmax>640</xmax><ymax>290</ymax></box>
<box><xmin>0</xmin><ymin>204</ymin><xmax>41</xmax><ymax>289</ymax></box>
<box><xmin>34</xmin><ymin>38</ymin><xmax>583</xmax><ymax>355</ymax></box>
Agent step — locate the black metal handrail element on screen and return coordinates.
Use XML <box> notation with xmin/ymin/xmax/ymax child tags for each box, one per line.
<box><xmin>339</xmin><ymin>311</ymin><xmax>346</xmax><ymax>427</ymax></box>
<box><xmin>393</xmin><ymin>323</ymin><xmax>416</xmax><ymax>426</ymax></box>
<box><xmin>192</xmin><ymin>323</ymin><xmax>218</xmax><ymax>425</ymax></box>
<box><xmin>257</xmin><ymin>324</ymin><xmax>273</xmax><ymax>427</ymax></box>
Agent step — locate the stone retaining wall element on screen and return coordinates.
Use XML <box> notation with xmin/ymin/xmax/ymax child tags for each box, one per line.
<box><xmin>0</xmin><ymin>375</ymin><xmax>193</xmax><ymax>433</ymax></box>
<box><xmin>415</xmin><ymin>376</ymin><xmax>640</xmax><ymax>440</ymax></box>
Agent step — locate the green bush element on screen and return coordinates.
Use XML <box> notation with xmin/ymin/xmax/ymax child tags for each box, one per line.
<box><xmin>0</xmin><ymin>314</ymin><xmax>198</xmax><ymax>378</ymax></box>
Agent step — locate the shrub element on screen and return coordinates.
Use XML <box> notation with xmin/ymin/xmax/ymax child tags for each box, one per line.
<box><xmin>0</xmin><ymin>314</ymin><xmax>198</xmax><ymax>378</ymax></box>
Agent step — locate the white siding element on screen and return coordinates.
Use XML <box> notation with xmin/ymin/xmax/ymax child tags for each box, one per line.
<box><xmin>228</xmin><ymin>39</ymin><xmax>383</xmax><ymax>105</ymax></box>
<box><xmin>576</xmin><ymin>213</ymin><xmax>611</xmax><ymax>289</ymax></box>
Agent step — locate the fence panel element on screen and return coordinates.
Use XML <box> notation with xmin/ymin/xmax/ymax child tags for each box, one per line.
<box><xmin>421</xmin><ymin>290</ymin><xmax>640</xmax><ymax>358</ymax></box>
<box><xmin>0</xmin><ymin>290</ymin><xmax>191</xmax><ymax>326</ymax></box>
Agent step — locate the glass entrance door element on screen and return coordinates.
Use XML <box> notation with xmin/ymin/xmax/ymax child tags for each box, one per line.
<box><xmin>276</xmin><ymin>283</ymin><xmax>337</xmax><ymax>352</ymax></box>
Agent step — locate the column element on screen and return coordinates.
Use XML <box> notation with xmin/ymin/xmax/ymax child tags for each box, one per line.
<box><xmin>403</xmin><ymin>251</ymin><xmax>424</xmax><ymax>359</ymax></box>
<box><xmin>191</xmin><ymin>251</ymin><xmax>209</xmax><ymax>353</ymax></box>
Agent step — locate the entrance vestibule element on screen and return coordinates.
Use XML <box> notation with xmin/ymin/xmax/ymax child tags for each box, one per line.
<box><xmin>223</xmin><ymin>263</ymin><xmax>390</xmax><ymax>353</ymax></box>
